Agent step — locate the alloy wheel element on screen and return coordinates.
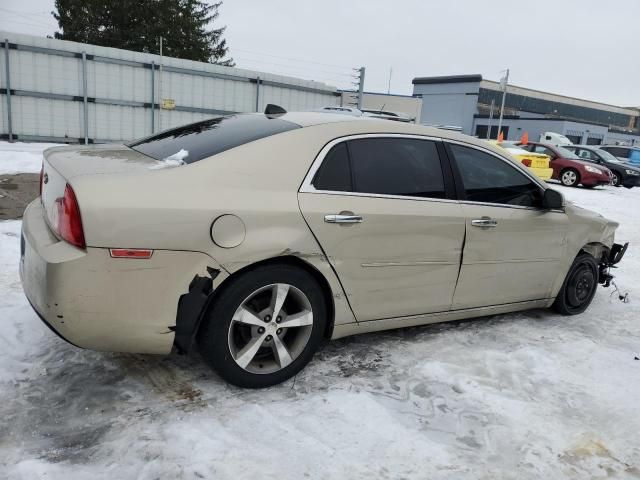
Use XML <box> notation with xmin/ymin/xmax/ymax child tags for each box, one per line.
<box><xmin>227</xmin><ymin>283</ymin><xmax>314</xmax><ymax>374</ymax></box>
<box><xmin>561</xmin><ymin>170</ymin><xmax>578</xmax><ymax>186</ymax></box>
<box><xmin>612</xmin><ymin>173</ymin><xmax>621</xmax><ymax>186</ymax></box>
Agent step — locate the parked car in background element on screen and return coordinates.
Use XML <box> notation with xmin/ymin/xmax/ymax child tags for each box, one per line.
<box><xmin>490</xmin><ymin>142</ymin><xmax>554</xmax><ymax>181</ymax></box>
<box><xmin>564</xmin><ymin>145</ymin><xmax>640</xmax><ymax>188</ymax></box>
<box><xmin>599</xmin><ymin>145</ymin><xmax>640</xmax><ymax>165</ymax></box>
<box><xmin>361</xmin><ymin>109</ymin><xmax>414</xmax><ymax>123</ymax></box>
<box><xmin>20</xmin><ymin>110</ymin><xmax>627</xmax><ymax>388</ymax></box>
<box><xmin>518</xmin><ymin>142</ymin><xmax>612</xmax><ymax>188</ymax></box>
<box><xmin>539</xmin><ymin>132</ymin><xmax>573</xmax><ymax>146</ymax></box>
<box><xmin>314</xmin><ymin>106</ymin><xmax>363</xmax><ymax>116</ymax></box>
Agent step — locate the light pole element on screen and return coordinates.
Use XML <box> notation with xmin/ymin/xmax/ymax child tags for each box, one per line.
<box><xmin>496</xmin><ymin>68</ymin><xmax>509</xmax><ymax>140</ymax></box>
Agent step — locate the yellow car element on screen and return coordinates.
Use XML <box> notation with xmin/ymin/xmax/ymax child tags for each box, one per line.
<box><xmin>488</xmin><ymin>141</ymin><xmax>553</xmax><ymax>181</ymax></box>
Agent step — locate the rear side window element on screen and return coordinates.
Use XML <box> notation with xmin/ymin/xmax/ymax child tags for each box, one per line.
<box><xmin>129</xmin><ymin>114</ymin><xmax>300</xmax><ymax>164</ymax></box>
<box><xmin>449</xmin><ymin>144</ymin><xmax>542</xmax><ymax>207</ymax></box>
<box><xmin>348</xmin><ymin>138</ymin><xmax>445</xmax><ymax>198</ymax></box>
<box><xmin>313</xmin><ymin>143</ymin><xmax>352</xmax><ymax>191</ymax></box>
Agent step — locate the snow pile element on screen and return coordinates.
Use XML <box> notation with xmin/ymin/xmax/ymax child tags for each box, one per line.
<box><xmin>0</xmin><ymin>141</ymin><xmax>62</xmax><ymax>175</ymax></box>
<box><xmin>0</xmin><ymin>144</ymin><xmax>639</xmax><ymax>479</ymax></box>
<box><xmin>148</xmin><ymin>149</ymin><xmax>189</xmax><ymax>169</ymax></box>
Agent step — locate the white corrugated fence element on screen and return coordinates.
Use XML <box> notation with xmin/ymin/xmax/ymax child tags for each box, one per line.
<box><xmin>0</xmin><ymin>31</ymin><xmax>340</xmax><ymax>143</ymax></box>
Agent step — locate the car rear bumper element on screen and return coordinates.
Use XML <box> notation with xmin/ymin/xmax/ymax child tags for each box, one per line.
<box><xmin>19</xmin><ymin>199</ymin><xmax>222</xmax><ymax>354</ymax></box>
<box><xmin>529</xmin><ymin>167</ymin><xmax>553</xmax><ymax>181</ymax></box>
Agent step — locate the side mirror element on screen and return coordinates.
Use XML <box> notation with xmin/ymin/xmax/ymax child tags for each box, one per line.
<box><xmin>542</xmin><ymin>189</ymin><xmax>564</xmax><ymax>210</ymax></box>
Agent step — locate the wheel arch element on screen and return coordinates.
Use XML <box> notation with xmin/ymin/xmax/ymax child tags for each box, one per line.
<box><xmin>579</xmin><ymin>241</ymin><xmax>610</xmax><ymax>263</ymax></box>
<box><xmin>187</xmin><ymin>255</ymin><xmax>337</xmax><ymax>349</ymax></box>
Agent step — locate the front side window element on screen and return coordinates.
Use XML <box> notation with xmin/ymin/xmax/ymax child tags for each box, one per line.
<box><xmin>348</xmin><ymin>138</ymin><xmax>446</xmax><ymax>198</ymax></box>
<box><xmin>573</xmin><ymin>148</ymin><xmax>599</xmax><ymax>162</ymax></box>
<box><xmin>449</xmin><ymin>144</ymin><xmax>542</xmax><ymax>207</ymax></box>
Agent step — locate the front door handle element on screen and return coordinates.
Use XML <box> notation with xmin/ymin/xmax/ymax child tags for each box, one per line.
<box><xmin>471</xmin><ymin>217</ymin><xmax>498</xmax><ymax>228</ymax></box>
<box><xmin>324</xmin><ymin>214</ymin><xmax>363</xmax><ymax>224</ymax></box>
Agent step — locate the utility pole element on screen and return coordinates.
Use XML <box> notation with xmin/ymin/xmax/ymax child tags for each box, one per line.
<box><xmin>354</xmin><ymin>66</ymin><xmax>365</xmax><ymax>110</ymax></box>
<box><xmin>486</xmin><ymin>98</ymin><xmax>495</xmax><ymax>139</ymax></box>
<box><xmin>387</xmin><ymin>67</ymin><xmax>392</xmax><ymax>95</ymax></box>
<box><xmin>496</xmin><ymin>68</ymin><xmax>509</xmax><ymax>139</ymax></box>
<box><xmin>158</xmin><ymin>36</ymin><xmax>163</xmax><ymax>132</ymax></box>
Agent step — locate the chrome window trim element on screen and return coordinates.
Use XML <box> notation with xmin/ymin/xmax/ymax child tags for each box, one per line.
<box><xmin>299</xmin><ymin>133</ymin><xmax>564</xmax><ymax>213</ymax></box>
<box><xmin>299</xmin><ymin>133</ymin><xmax>457</xmax><ymax>205</ymax></box>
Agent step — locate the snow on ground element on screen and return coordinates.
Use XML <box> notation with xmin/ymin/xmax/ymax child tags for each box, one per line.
<box><xmin>1</xmin><ymin>144</ymin><xmax>640</xmax><ymax>479</ymax></box>
<box><xmin>0</xmin><ymin>141</ymin><xmax>62</xmax><ymax>175</ymax></box>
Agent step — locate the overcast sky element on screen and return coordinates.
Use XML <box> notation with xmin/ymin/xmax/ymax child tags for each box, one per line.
<box><xmin>1</xmin><ymin>0</ymin><xmax>638</xmax><ymax>107</ymax></box>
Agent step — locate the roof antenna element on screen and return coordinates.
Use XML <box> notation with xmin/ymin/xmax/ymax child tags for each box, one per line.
<box><xmin>378</xmin><ymin>103</ymin><xmax>386</xmax><ymax>114</ymax></box>
<box><xmin>264</xmin><ymin>104</ymin><xmax>287</xmax><ymax>117</ymax></box>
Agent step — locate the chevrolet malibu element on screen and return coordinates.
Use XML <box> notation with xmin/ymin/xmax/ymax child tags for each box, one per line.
<box><xmin>20</xmin><ymin>108</ymin><xmax>627</xmax><ymax>388</ymax></box>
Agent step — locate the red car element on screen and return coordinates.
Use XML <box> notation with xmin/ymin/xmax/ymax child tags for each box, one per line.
<box><xmin>518</xmin><ymin>142</ymin><xmax>612</xmax><ymax>188</ymax></box>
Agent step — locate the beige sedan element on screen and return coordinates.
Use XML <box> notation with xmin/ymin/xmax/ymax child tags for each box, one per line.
<box><xmin>20</xmin><ymin>108</ymin><xmax>627</xmax><ymax>387</ymax></box>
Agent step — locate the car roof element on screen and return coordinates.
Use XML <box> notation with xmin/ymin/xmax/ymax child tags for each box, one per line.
<box><xmin>277</xmin><ymin>111</ymin><xmax>372</xmax><ymax>126</ymax></box>
<box><xmin>601</xmin><ymin>144</ymin><xmax>640</xmax><ymax>150</ymax></box>
<box><xmin>242</xmin><ymin>112</ymin><xmax>520</xmax><ymax>160</ymax></box>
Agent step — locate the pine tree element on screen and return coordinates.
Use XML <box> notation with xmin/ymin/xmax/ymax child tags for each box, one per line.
<box><xmin>52</xmin><ymin>0</ymin><xmax>234</xmax><ymax>66</ymax></box>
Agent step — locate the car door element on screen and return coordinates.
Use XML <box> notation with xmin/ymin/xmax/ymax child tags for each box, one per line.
<box><xmin>446</xmin><ymin>142</ymin><xmax>569</xmax><ymax>310</ymax></box>
<box><xmin>298</xmin><ymin>135</ymin><xmax>466</xmax><ymax>322</ymax></box>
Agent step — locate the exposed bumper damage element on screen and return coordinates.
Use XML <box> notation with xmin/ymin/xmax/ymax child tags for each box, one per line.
<box><xmin>598</xmin><ymin>242</ymin><xmax>628</xmax><ymax>287</ymax></box>
<box><xmin>173</xmin><ymin>267</ymin><xmax>220</xmax><ymax>352</ymax></box>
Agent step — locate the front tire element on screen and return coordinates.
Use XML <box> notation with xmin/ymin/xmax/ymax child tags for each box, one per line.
<box><xmin>552</xmin><ymin>253</ymin><xmax>599</xmax><ymax>315</ymax></box>
<box><xmin>560</xmin><ymin>168</ymin><xmax>580</xmax><ymax>187</ymax></box>
<box><xmin>611</xmin><ymin>172</ymin><xmax>621</xmax><ymax>187</ymax></box>
<box><xmin>197</xmin><ymin>264</ymin><xmax>327</xmax><ymax>388</ymax></box>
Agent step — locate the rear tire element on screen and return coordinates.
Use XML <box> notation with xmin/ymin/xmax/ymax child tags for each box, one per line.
<box><xmin>560</xmin><ymin>168</ymin><xmax>580</xmax><ymax>187</ymax></box>
<box><xmin>197</xmin><ymin>264</ymin><xmax>327</xmax><ymax>388</ymax></box>
<box><xmin>552</xmin><ymin>253</ymin><xmax>599</xmax><ymax>315</ymax></box>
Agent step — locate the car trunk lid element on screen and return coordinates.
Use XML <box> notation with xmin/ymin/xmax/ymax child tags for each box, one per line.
<box><xmin>44</xmin><ymin>144</ymin><xmax>159</xmax><ymax>179</ymax></box>
<box><xmin>40</xmin><ymin>144</ymin><xmax>160</xmax><ymax>244</ymax></box>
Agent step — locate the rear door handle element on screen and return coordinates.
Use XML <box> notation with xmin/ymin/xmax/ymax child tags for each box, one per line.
<box><xmin>324</xmin><ymin>214</ymin><xmax>363</xmax><ymax>224</ymax></box>
<box><xmin>471</xmin><ymin>217</ymin><xmax>498</xmax><ymax>227</ymax></box>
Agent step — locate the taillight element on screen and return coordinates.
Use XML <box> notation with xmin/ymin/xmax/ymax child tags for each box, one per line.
<box><xmin>521</xmin><ymin>158</ymin><xmax>532</xmax><ymax>167</ymax></box>
<box><xmin>54</xmin><ymin>184</ymin><xmax>86</xmax><ymax>249</ymax></box>
<box><xmin>39</xmin><ymin>162</ymin><xmax>44</xmax><ymax>196</ymax></box>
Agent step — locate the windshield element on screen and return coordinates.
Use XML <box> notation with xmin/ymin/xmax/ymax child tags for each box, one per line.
<box><xmin>129</xmin><ymin>114</ymin><xmax>301</xmax><ymax>164</ymax></box>
<box><xmin>595</xmin><ymin>149</ymin><xmax>623</xmax><ymax>163</ymax></box>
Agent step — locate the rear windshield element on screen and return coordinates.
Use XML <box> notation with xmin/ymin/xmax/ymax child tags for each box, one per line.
<box><xmin>128</xmin><ymin>114</ymin><xmax>300</xmax><ymax>164</ymax></box>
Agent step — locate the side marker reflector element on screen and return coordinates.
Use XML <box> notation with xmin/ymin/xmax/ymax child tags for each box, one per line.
<box><xmin>109</xmin><ymin>248</ymin><xmax>153</xmax><ymax>259</ymax></box>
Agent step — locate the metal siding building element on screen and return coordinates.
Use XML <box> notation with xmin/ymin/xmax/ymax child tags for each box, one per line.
<box><xmin>412</xmin><ymin>74</ymin><xmax>640</xmax><ymax>145</ymax></box>
<box><xmin>0</xmin><ymin>31</ymin><xmax>340</xmax><ymax>143</ymax></box>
